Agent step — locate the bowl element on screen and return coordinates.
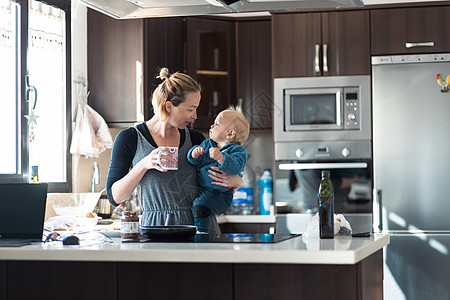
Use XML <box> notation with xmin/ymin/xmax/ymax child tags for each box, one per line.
<box><xmin>48</xmin><ymin>193</ymin><xmax>101</xmax><ymax>216</ymax></box>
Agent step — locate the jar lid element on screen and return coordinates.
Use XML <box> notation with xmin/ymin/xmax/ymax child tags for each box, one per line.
<box><xmin>122</xmin><ymin>210</ymin><xmax>137</xmax><ymax>216</ymax></box>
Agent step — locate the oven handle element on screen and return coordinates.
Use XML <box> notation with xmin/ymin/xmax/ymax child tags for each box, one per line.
<box><xmin>279</xmin><ymin>162</ymin><xmax>368</xmax><ymax>170</ymax></box>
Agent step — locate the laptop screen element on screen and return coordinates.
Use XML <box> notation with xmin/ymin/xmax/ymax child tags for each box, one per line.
<box><xmin>0</xmin><ymin>183</ymin><xmax>48</xmax><ymax>240</ymax></box>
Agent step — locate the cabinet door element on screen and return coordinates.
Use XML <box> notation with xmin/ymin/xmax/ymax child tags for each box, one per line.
<box><xmin>88</xmin><ymin>9</ymin><xmax>144</xmax><ymax>126</ymax></box>
<box><xmin>237</xmin><ymin>20</ymin><xmax>272</xmax><ymax>130</ymax></box>
<box><xmin>273</xmin><ymin>11</ymin><xmax>370</xmax><ymax>77</ymax></box>
<box><xmin>371</xmin><ymin>6</ymin><xmax>450</xmax><ymax>55</ymax></box>
<box><xmin>273</xmin><ymin>13</ymin><xmax>321</xmax><ymax>77</ymax></box>
<box><xmin>187</xmin><ymin>17</ymin><xmax>236</xmax><ymax>130</ymax></box>
<box><xmin>7</xmin><ymin>261</ymin><xmax>117</xmax><ymax>300</ymax></box>
<box><xmin>118</xmin><ymin>262</ymin><xmax>233</xmax><ymax>300</ymax></box>
<box><xmin>0</xmin><ymin>261</ymin><xmax>5</xmax><ymax>300</ymax></box>
<box><xmin>323</xmin><ymin>10</ymin><xmax>370</xmax><ymax>76</ymax></box>
<box><xmin>145</xmin><ymin>17</ymin><xmax>185</xmax><ymax>120</ymax></box>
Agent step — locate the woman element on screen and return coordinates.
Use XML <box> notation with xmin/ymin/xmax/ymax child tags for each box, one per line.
<box><xmin>106</xmin><ymin>68</ymin><xmax>242</xmax><ymax>235</ymax></box>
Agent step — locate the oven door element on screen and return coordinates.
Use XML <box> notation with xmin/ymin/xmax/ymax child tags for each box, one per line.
<box><xmin>275</xmin><ymin>160</ymin><xmax>373</xmax><ymax>234</ymax></box>
<box><xmin>285</xmin><ymin>87</ymin><xmax>343</xmax><ymax>131</ymax></box>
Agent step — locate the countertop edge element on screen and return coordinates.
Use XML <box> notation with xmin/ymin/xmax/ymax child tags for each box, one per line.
<box><xmin>0</xmin><ymin>234</ymin><xmax>390</xmax><ymax>265</ymax></box>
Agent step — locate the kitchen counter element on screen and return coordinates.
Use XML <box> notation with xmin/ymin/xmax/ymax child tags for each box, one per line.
<box><xmin>0</xmin><ymin>234</ymin><xmax>388</xmax><ymax>300</ymax></box>
<box><xmin>0</xmin><ymin>233</ymin><xmax>388</xmax><ymax>265</ymax></box>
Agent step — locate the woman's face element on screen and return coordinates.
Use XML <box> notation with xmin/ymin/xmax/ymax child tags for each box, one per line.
<box><xmin>168</xmin><ymin>91</ymin><xmax>201</xmax><ymax>128</ymax></box>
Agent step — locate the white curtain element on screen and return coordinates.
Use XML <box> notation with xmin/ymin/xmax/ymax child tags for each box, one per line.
<box><xmin>28</xmin><ymin>0</ymin><xmax>67</xmax><ymax>182</ymax></box>
<box><xmin>0</xmin><ymin>0</ymin><xmax>18</xmax><ymax>174</ymax></box>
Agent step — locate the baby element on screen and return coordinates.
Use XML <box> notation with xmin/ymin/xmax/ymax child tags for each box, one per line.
<box><xmin>187</xmin><ymin>106</ymin><xmax>250</xmax><ymax>233</ymax></box>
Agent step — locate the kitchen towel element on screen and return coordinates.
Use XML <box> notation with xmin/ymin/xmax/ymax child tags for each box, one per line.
<box><xmin>70</xmin><ymin>102</ymin><xmax>113</xmax><ymax>158</ymax></box>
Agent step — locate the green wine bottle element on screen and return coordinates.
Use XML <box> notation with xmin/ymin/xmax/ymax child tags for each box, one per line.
<box><xmin>318</xmin><ymin>170</ymin><xmax>334</xmax><ymax>238</ymax></box>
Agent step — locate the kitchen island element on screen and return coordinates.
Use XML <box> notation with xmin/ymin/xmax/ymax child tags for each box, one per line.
<box><xmin>0</xmin><ymin>233</ymin><xmax>389</xmax><ymax>300</ymax></box>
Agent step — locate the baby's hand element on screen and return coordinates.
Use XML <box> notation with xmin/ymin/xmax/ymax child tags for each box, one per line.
<box><xmin>191</xmin><ymin>146</ymin><xmax>205</xmax><ymax>159</ymax></box>
<box><xmin>209</xmin><ymin>147</ymin><xmax>224</xmax><ymax>164</ymax></box>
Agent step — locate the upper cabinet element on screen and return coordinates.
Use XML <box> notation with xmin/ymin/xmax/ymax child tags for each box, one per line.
<box><xmin>237</xmin><ymin>19</ymin><xmax>272</xmax><ymax>130</ymax></box>
<box><xmin>145</xmin><ymin>17</ymin><xmax>185</xmax><ymax>119</ymax></box>
<box><xmin>371</xmin><ymin>6</ymin><xmax>450</xmax><ymax>55</ymax></box>
<box><xmin>186</xmin><ymin>17</ymin><xmax>236</xmax><ymax>130</ymax></box>
<box><xmin>87</xmin><ymin>13</ymin><xmax>236</xmax><ymax>130</ymax></box>
<box><xmin>272</xmin><ymin>10</ymin><xmax>370</xmax><ymax>77</ymax></box>
<box><xmin>87</xmin><ymin>9</ymin><xmax>144</xmax><ymax>126</ymax></box>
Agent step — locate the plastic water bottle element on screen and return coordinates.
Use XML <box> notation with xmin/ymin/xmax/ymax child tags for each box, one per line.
<box><xmin>259</xmin><ymin>169</ymin><xmax>273</xmax><ymax>215</ymax></box>
<box><xmin>228</xmin><ymin>165</ymin><xmax>255</xmax><ymax>215</ymax></box>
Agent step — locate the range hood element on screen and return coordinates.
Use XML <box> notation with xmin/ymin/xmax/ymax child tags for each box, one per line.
<box><xmin>80</xmin><ymin>0</ymin><xmax>364</xmax><ymax>19</ymax></box>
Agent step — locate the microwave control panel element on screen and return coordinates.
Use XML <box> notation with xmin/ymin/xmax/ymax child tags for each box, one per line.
<box><xmin>343</xmin><ymin>87</ymin><xmax>360</xmax><ymax>130</ymax></box>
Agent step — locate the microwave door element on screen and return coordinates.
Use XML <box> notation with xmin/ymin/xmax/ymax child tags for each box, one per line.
<box><xmin>284</xmin><ymin>87</ymin><xmax>343</xmax><ymax>131</ymax></box>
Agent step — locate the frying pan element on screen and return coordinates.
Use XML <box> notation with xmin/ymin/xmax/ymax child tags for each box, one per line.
<box><xmin>140</xmin><ymin>225</ymin><xmax>197</xmax><ymax>240</ymax></box>
<box><xmin>140</xmin><ymin>214</ymin><xmax>197</xmax><ymax>240</ymax></box>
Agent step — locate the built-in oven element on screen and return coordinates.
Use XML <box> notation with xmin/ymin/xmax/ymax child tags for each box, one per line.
<box><xmin>274</xmin><ymin>75</ymin><xmax>371</xmax><ymax>143</ymax></box>
<box><xmin>274</xmin><ymin>140</ymin><xmax>373</xmax><ymax>234</ymax></box>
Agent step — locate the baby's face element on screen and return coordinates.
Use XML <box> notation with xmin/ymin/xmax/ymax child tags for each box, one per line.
<box><xmin>209</xmin><ymin>113</ymin><xmax>233</xmax><ymax>143</ymax></box>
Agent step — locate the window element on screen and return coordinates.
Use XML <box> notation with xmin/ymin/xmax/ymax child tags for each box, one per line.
<box><xmin>0</xmin><ymin>0</ymin><xmax>71</xmax><ymax>191</ymax></box>
<box><xmin>0</xmin><ymin>1</ymin><xmax>19</xmax><ymax>176</ymax></box>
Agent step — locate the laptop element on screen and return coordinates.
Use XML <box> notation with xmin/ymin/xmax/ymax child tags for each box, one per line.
<box><xmin>0</xmin><ymin>183</ymin><xmax>48</xmax><ymax>247</ymax></box>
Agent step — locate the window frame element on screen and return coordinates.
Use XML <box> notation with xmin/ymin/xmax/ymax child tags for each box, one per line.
<box><xmin>0</xmin><ymin>0</ymin><xmax>72</xmax><ymax>192</ymax></box>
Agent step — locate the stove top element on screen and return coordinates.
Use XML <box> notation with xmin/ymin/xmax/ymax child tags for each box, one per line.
<box><xmin>122</xmin><ymin>233</ymin><xmax>301</xmax><ymax>244</ymax></box>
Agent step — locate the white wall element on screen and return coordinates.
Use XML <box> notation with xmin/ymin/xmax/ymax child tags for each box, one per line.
<box><xmin>70</xmin><ymin>1</ymin><xmax>113</xmax><ymax>193</ymax></box>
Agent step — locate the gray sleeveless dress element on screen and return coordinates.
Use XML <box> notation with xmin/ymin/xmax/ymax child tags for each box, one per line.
<box><xmin>132</xmin><ymin>127</ymin><xmax>220</xmax><ymax>235</ymax></box>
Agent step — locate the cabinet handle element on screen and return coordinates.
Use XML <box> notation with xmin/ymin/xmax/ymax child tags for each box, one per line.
<box><xmin>405</xmin><ymin>42</ymin><xmax>435</xmax><ymax>48</ymax></box>
<box><xmin>371</xmin><ymin>189</ymin><xmax>383</xmax><ymax>232</ymax></box>
<box><xmin>314</xmin><ymin>44</ymin><xmax>320</xmax><ymax>73</ymax></box>
<box><xmin>322</xmin><ymin>44</ymin><xmax>328</xmax><ymax>73</ymax></box>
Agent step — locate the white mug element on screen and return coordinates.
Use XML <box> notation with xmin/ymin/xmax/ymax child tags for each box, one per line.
<box><xmin>157</xmin><ymin>147</ymin><xmax>178</xmax><ymax>170</ymax></box>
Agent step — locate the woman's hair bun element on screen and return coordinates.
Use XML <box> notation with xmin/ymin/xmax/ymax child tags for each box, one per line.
<box><xmin>157</xmin><ymin>67</ymin><xmax>170</xmax><ymax>81</ymax></box>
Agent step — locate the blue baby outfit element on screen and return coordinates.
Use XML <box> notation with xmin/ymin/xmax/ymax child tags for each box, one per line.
<box><xmin>187</xmin><ymin>139</ymin><xmax>247</xmax><ymax>232</ymax></box>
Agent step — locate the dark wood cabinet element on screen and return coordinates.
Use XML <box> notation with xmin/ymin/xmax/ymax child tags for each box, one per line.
<box><xmin>88</xmin><ymin>12</ymin><xmax>185</xmax><ymax>126</ymax></box>
<box><xmin>371</xmin><ymin>6</ymin><xmax>450</xmax><ymax>55</ymax></box>
<box><xmin>237</xmin><ymin>19</ymin><xmax>273</xmax><ymax>130</ymax></box>
<box><xmin>5</xmin><ymin>261</ymin><xmax>117</xmax><ymax>300</ymax></box>
<box><xmin>88</xmin><ymin>14</ymin><xmax>236</xmax><ymax>130</ymax></box>
<box><xmin>0</xmin><ymin>261</ymin><xmax>5</xmax><ymax>300</ymax></box>
<box><xmin>186</xmin><ymin>17</ymin><xmax>236</xmax><ymax>130</ymax></box>
<box><xmin>87</xmin><ymin>9</ymin><xmax>144</xmax><ymax>127</ymax></box>
<box><xmin>0</xmin><ymin>250</ymin><xmax>383</xmax><ymax>300</ymax></box>
<box><xmin>272</xmin><ymin>10</ymin><xmax>370</xmax><ymax>77</ymax></box>
<box><xmin>145</xmin><ymin>17</ymin><xmax>185</xmax><ymax>119</ymax></box>
<box><xmin>234</xmin><ymin>250</ymin><xmax>383</xmax><ymax>300</ymax></box>
<box><xmin>118</xmin><ymin>262</ymin><xmax>233</xmax><ymax>300</ymax></box>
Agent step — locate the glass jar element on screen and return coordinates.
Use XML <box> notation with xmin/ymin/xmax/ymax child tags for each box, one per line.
<box><xmin>120</xmin><ymin>211</ymin><xmax>139</xmax><ymax>239</ymax></box>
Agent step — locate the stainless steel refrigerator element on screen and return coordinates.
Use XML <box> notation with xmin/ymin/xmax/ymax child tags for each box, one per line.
<box><xmin>372</xmin><ymin>53</ymin><xmax>450</xmax><ymax>300</ymax></box>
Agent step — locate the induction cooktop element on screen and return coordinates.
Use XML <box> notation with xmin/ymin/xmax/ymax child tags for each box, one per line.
<box><xmin>123</xmin><ymin>233</ymin><xmax>301</xmax><ymax>244</ymax></box>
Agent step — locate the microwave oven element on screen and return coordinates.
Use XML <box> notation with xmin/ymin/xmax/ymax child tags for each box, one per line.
<box><xmin>274</xmin><ymin>75</ymin><xmax>371</xmax><ymax>143</ymax></box>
